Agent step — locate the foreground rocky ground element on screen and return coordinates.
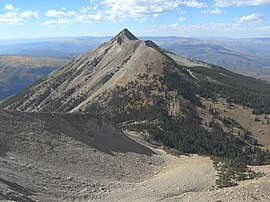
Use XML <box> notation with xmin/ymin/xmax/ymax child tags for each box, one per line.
<box><xmin>0</xmin><ymin>110</ymin><xmax>269</xmax><ymax>202</ymax></box>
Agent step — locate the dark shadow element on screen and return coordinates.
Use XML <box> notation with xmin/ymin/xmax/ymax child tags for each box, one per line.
<box><xmin>0</xmin><ymin>178</ymin><xmax>35</xmax><ymax>202</ymax></box>
<box><xmin>0</xmin><ymin>178</ymin><xmax>33</xmax><ymax>196</ymax></box>
<box><xmin>41</xmin><ymin>113</ymin><xmax>155</xmax><ymax>156</ymax></box>
<box><xmin>0</xmin><ymin>143</ymin><xmax>8</xmax><ymax>158</ymax></box>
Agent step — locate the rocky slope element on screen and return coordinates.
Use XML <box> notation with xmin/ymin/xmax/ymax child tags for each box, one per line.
<box><xmin>0</xmin><ymin>110</ymin><xmax>159</xmax><ymax>201</ymax></box>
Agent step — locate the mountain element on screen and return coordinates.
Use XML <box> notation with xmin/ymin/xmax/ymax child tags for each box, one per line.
<box><xmin>0</xmin><ymin>29</ymin><xmax>210</xmax><ymax>113</ymax></box>
<box><xmin>0</xmin><ymin>56</ymin><xmax>67</xmax><ymax>99</ymax></box>
<box><xmin>1</xmin><ymin>29</ymin><xmax>270</xmax><ymax>166</ymax></box>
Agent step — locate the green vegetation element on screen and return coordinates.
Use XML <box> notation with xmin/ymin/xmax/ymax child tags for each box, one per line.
<box><xmin>193</xmin><ymin>66</ymin><xmax>270</xmax><ymax>115</ymax></box>
<box><xmin>212</xmin><ymin>157</ymin><xmax>264</xmax><ymax>188</ymax></box>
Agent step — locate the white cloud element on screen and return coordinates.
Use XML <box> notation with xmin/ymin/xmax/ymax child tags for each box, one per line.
<box><xmin>161</xmin><ymin>23</ymin><xmax>184</xmax><ymax>29</ymax></box>
<box><xmin>45</xmin><ymin>10</ymin><xmax>76</xmax><ymax>18</ymax></box>
<box><xmin>43</xmin><ymin>0</ymin><xmax>185</xmax><ymax>25</ymax></box>
<box><xmin>42</xmin><ymin>8</ymin><xmax>105</xmax><ymax>26</ymax></box>
<box><xmin>238</xmin><ymin>13</ymin><xmax>263</xmax><ymax>23</ymax></box>
<box><xmin>179</xmin><ymin>17</ymin><xmax>186</xmax><ymax>21</ymax></box>
<box><xmin>80</xmin><ymin>4</ymin><xmax>98</xmax><ymax>13</ymax></box>
<box><xmin>0</xmin><ymin>5</ymin><xmax>39</xmax><ymax>25</ymax></box>
<box><xmin>101</xmin><ymin>0</ymin><xmax>181</xmax><ymax>20</ymax></box>
<box><xmin>80</xmin><ymin>6</ymin><xmax>92</xmax><ymax>13</ymax></box>
<box><xmin>202</xmin><ymin>8</ymin><xmax>223</xmax><ymax>15</ymax></box>
<box><xmin>215</xmin><ymin>0</ymin><xmax>270</xmax><ymax>7</ymax></box>
<box><xmin>4</xmin><ymin>4</ymin><xmax>15</xmax><ymax>11</ymax></box>
<box><xmin>182</xmin><ymin>0</ymin><xmax>208</xmax><ymax>8</ymax></box>
<box><xmin>179</xmin><ymin>11</ymin><xmax>187</xmax><ymax>14</ymax></box>
<box><xmin>20</xmin><ymin>11</ymin><xmax>39</xmax><ymax>19</ymax></box>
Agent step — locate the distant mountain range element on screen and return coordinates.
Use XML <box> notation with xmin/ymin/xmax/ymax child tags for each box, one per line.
<box><xmin>151</xmin><ymin>37</ymin><xmax>270</xmax><ymax>80</ymax></box>
<box><xmin>1</xmin><ymin>36</ymin><xmax>270</xmax><ymax>80</ymax></box>
<box><xmin>0</xmin><ymin>56</ymin><xmax>67</xmax><ymax>99</ymax></box>
<box><xmin>0</xmin><ymin>37</ymin><xmax>109</xmax><ymax>59</ymax></box>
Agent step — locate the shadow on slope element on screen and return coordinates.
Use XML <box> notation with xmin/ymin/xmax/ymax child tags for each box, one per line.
<box><xmin>0</xmin><ymin>110</ymin><xmax>154</xmax><ymax>157</ymax></box>
<box><xmin>0</xmin><ymin>178</ymin><xmax>35</xmax><ymax>202</ymax></box>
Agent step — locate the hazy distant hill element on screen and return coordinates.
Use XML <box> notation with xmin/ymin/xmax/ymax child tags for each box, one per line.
<box><xmin>0</xmin><ymin>56</ymin><xmax>67</xmax><ymax>99</ymax></box>
<box><xmin>147</xmin><ymin>37</ymin><xmax>270</xmax><ymax>80</ymax></box>
<box><xmin>1</xmin><ymin>36</ymin><xmax>270</xmax><ymax>80</ymax></box>
<box><xmin>0</xmin><ymin>37</ymin><xmax>109</xmax><ymax>59</ymax></box>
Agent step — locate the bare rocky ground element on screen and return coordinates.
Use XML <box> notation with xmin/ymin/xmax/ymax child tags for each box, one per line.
<box><xmin>0</xmin><ymin>110</ymin><xmax>270</xmax><ymax>202</ymax></box>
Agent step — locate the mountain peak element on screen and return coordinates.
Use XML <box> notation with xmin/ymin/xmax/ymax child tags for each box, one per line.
<box><xmin>112</xmin><ymin>28</ymin><xmax>138</xmax><ymax>43</ymax></box>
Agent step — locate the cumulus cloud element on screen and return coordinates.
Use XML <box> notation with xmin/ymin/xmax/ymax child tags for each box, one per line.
<box><xmin>0</xmin><ymin>5</ymin><xmax>39</xmax><ymax>25</ymax></box>
<box><xmin>4</xmin><ymin>4</ymin><xmax>15</xmax><ymax>11</ymax></box>
<box><xmin>45</xmin><ymin>10</ymin><xmax>67</xmax><ymax>18</ymax></box>
<box><xmin>161</xmin><ymin>23</ymin><xmax>184</xmax><ymax>29</ymax></box>
<box><xmin>21</xmin><ymin>11</ymin><xmax>39</xmax><ymax>19</ymax></box>
<box><xmin>202</xmin><ymin>8</ymin><xmax>223</xmax><ymax>15</ymax></box>
<box><xmin>42</xmin><ymin>8</ymin><xmax>105</xmax><ymax>26</ymax></box>
<box><xmin>182</xmin><ymin>0</ymin><xmax>208</xmax><ymax>8</ymax></box>
<box><xmin>179</xmin><ymin>17</ymin><xmax>186</xmax><ymax>21</ymax></box>
<box><xmin>42</xmin><ymin>18</ymin><xmax>76</xmax><ymax>27</ymax></box>
<box><xmin>160</xmin><ymin>22</ymin><xmax>209</xmax><ymax>30</ymax></box>
<box><xmin>43</xmin><ymin>0</ymin><xmax>189</xmax><ymax>25</ymax></box>
<box><xmin>101</xmin><ymin>0</ymin><xmax>182</xmax><ymax>20</ymax></box>
<box><xmin>238</xmin><ymin>13</ymin><xmax>263</xmax><ymax>23</ymax></box>
<box><xmin>215</xmin><ymin>0</ymin><xmax>270</xmax><ymax>7</ymax></box>
<box><xmin>45</xmin><ymin>10</ymin><xmax>77</xmax><ymax>18</ymax></box>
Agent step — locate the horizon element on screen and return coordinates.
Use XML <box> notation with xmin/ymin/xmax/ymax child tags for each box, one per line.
<box><xmin>1</xmin><ymin>30</ymin><xmax>270</xmax><ymax>42</ymax></box>
<box><xmin>0</xmin><ymin>0</ymin><xmax>270</xmax><ymax>39</ymax></box>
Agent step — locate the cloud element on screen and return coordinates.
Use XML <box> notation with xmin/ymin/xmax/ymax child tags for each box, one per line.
<box><xmin>238</xmin><ymin>13</ymin><xmax>263</xmax><ymax>23</ymax></box>
<box><xmin>45</xmin><ymin>10</ymin><xmax>77</xmax><ymax>18</ymax></box>
<box><xmin>182</xmin><ymin>0</ymin><xmax>208</xmax><ymax>8</ymax></box>
<box><xmin>42</xmin><ymin>18</ymin><xmax>76</xmax><ymax>27</ymax></box>
<box><xmin>0</xmin><ymin>5</ymin><xmax>39</xmax><ymax>25</ymax></box>
<box><xmin>42</xmin><ymin>8</ymin><xmax>105</xmax><ymax>26</ymax></box>
<box><xmin>161</xmin><ymin>23</ymin><xmax>184</xmax><ymax>29</ymax></box>
<box><xmin>215</xmin><ymin>0</ymin><xmax>270</xmax><ymax>7</ymax></box>
<box><xmin>45</xmin><ymin>10</ymin><xmax>68</xmax><ymax>18</ymax></box>
<box><xmin>179</xmin><ymin>17</ymin><xmax>186</xmax><ymax>21</ymax></box>
<box><xmin>202</xmin><ymin>8</ymin><xmax>223</xmax><ymax>15</ymax></box>
<box><xmin>21</xmin><ymin>11</ymin><xmax>39</xmax><ymax>19</ymax></box>
<box><xmin>101</xmin><ymin>0</ymin><xmax>181</xmax><ymax>20</ymax></box>
<box><xmin>4</xmin><ymin>4</ymin><xmax>15</xmax><ymax>11</ymax></box>
<box><xmin>160</xmin><ymin>22</ymin><xmax>209</xmax><ymax>30</ymax></box>
<box><xmin>43</xmin><ymin>0</ymin><xmax>185</xmax><ymax>25</ymax></box>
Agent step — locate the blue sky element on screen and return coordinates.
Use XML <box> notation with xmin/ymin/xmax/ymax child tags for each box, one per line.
<box><xmin>0</xmin><ymin>0</ymin><xmax>269</xmax><ymax>39</ymax></box>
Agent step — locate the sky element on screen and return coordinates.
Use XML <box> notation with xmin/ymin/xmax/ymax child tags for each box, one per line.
<box><xmin>0</xmin><ymin>0</ymin><xmax>270</xmax><ymax>39</ymax></box>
